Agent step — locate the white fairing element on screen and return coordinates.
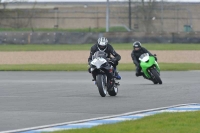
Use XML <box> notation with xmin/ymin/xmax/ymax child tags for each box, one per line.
<box><xmin>91</xmin><ymin>57</ymin><xmax>107</xmax><ymax>69</ymax></box>
<box><xmin>139</xmin><ymin>53</ymin><xmax>149</xmax><ymax>62</ymax></box>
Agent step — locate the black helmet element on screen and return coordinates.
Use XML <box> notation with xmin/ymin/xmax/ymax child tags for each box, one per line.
<box><xmin>133</xmin><ymin>41</ymin><xmax>142</xmax><ymax>50</ymax></box>
<box><xmin>97</xmin><ymin>37</ymin><xmax>108</xmax><ymax>51</ymax></box>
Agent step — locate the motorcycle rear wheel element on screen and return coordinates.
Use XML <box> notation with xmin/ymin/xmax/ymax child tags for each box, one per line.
<box><xmin>108</xmin><ymin>85</ymin><xmax>118</xmax><ymax>96</ymax></box>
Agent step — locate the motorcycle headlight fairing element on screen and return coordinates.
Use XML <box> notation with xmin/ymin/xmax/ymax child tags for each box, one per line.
<box><xmin>91</xmin><ymin>57</ymin><xmax>107</xmax><ymax>69</ymax></box>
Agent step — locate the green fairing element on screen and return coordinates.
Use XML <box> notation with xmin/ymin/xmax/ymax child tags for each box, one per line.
<box><xmin>140</xmin><ymin>56</ymin><xmax>160</xmax><ymax>78</ymax></box>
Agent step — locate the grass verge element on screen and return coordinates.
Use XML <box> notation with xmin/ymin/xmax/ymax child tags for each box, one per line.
<box><xmin>0</xmin><ymin>63</ymin><xmax>199</xmax><ymax>71</ymax></box>
<box><xmin>52</xmin><ymin>111</ymin><xmax>200</xmax><ymax>133</ymax></box>
<box><xmin>0</xmin><ymin>44</ymin><xmax>200</xmax><ymax>51</ymax></box>
<box><xmin>118</xmin><ymin>63</ymin><xmax>200</xmax><ymax>71</ymax></box>
<box><xmin>0</xmin><ymin>27</ymin><xmax>128</xmax><ymax>32</ymax></box>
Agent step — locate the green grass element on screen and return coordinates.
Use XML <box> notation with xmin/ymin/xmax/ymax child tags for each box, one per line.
<box><xmin>0</xmin><ymin>64</ymin><xmax>87</xmax><ymax>71</ymax></box>
<box><xmin>0</xmin><ymin>44</ymin><xmax>92</xmax><ymax>51</ymax></box>
<box><xmin>52</xmin><ymin>111</ymin><xmax>200</xmax><ymax>133</ymax></box>
<box><xmin>0</xmin><ymin>27</ymin><xmax>128</xmax><ymax>32</ymax></box>
<box><xmin>159</xmin><ymin>63</ymin><xmax>200</xmax><ymax>71</ymax></box>
<box><xmin>118</xmin><ymin>63</ymin><xmax>200</xmax><ymax>71</ymax></box>
<box><xmin>0</xmin><ymin>63</ymin><xmax>199</xmax><ymax>71</ymax></box>
<box><xmin>0</xmin><ymin>44</ymin><xmax>200</xmax><ymax>51</ymax></box>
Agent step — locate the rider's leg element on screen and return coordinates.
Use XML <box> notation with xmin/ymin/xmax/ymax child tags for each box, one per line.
<box><xmin>91</xmin><ymin>71</ymin><xmax>98</xmax><ymax>85</ymax></box>
<box><xmin>91</xmin><ymin>71</ymin><xmax>97</xmax><ymax>81</ymax></box>
<box><xmin>113</xmin><ymin>62</ymin><xmax>121</xmax><ymax>80</ymax></box>
<box><xmin>135</xmin><ymin>66</ymin><xmax>143</xmax><ymax>77</ymax></box>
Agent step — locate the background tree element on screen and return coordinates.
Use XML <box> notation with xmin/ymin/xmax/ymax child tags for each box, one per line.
<box><xmin>133</xmin><ymin>0</ymin><xmax>157</xmax><ymax>33</ymax></box>
<box><xmin>0</xmin><ymin>0</ymin><xmax>37</xmax><ymax>31</ymax></box>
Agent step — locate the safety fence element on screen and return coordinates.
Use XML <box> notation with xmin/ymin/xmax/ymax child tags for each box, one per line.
<box><xmin>0</xmin><ymin>32</ymin><xmax>200</xmax><ymax>44</ymax></box>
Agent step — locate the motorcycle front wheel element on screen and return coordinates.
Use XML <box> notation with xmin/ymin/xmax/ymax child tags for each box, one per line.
<box><xmin>96</xmin><ymin>74</ymin><xmax>107</xmax><ymax>97</ymax></box>
<box><xmin>151</xmin><ymin>68</ymin><xmax>162</xmax><ymax>84</ymax></box>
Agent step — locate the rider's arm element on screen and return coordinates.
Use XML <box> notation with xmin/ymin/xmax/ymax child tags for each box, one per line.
<box><xmin>142</xmin><ymin>47</ymin><xmax>153</xmax><ymax>56</ymax></box>
<box><xmin>131</xmin><ymin>51</ymin><xmax>139</xmax><ymax>66</ymax></box>
<box><xmin>142</xmin><ymin>47</ymin><xmax>157</xmax><ymax>61</ymax></box>
<box><xmin>88</xmin><ymin>46</ymin><xmax>95</xmax><ymax>64</ymax></box>
<box><xmin>109</xmin><ymin>44</ymin><xmax>121</xmax><ymax>61</ymax></box>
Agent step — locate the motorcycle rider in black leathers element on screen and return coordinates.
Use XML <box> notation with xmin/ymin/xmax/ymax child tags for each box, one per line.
<box><xmin>131</xmin><ymin>41</ymin><xmax>157</xmax><ymax>77</ymax></box>
<box><xmin>88</xmin><ymin>37</ymin><xmax>121</xmax><ymax>80</ymax></box>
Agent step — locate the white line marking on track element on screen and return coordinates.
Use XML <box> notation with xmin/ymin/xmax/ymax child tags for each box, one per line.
<box><xmin>1</xmin><ymin>103</ymin><xmax>200</xmax><ymax>133</ymax></box>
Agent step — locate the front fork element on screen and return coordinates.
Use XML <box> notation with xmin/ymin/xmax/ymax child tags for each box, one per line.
<box><xmin>149</xmin><ymin>67</ymin><xmax>160</xmax><ymax>80</ymax></box>
<box><xmin>92</xmin><ymin>68</ymin><xmax>113</xmax><ymax>80</ymax></box>
<box><xmin>144</xmin><ymin>67</ymin><xmax>159</xmax><ymax>80</ymax></box>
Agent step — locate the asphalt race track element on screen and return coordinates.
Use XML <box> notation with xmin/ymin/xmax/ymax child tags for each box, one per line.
<box><xmin>0</xmin><ymin>71</ymin><xmax>200</xmax><ymax>132</ymax></box>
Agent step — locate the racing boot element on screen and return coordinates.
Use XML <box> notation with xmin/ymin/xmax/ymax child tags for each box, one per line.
<box><xmin>92</xmin><ymin>79</ymin><xmax>97</xmax><ymax>85</ymax></box>
<box><xmin>114</xmin><ymin>68</ymin><xmax>121</xmax><ymax>80</ymax></box>
<box><xmin>136</xmin><ymin>71</ymin><xmax>144</xmax><ymax>77</ymax></box>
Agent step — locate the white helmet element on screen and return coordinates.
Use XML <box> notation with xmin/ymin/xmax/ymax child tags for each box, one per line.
<box><xmin>133</xmin><ymin>41</ymin><xmax>142</xmax><ymax>50</ymax></box>
<box><xmin>97</xmin><ymin>37</ymin><xmax>108</xmax><ymax>51</ymax></box>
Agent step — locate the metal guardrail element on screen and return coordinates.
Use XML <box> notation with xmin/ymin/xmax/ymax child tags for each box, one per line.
<box><xmin>0</xmin><ymin>32</ymin><xmax>200</xmax><ymax>44</ymax></box>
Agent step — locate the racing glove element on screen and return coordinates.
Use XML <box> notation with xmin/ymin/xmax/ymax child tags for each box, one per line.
<box><xmin>110</xmin><ymin>58</ymin><xmax>117</xmax><ymax>63</ymax></box>
<box><xmin>88</xmin><ymin>61</ymin><xmax>92</xmax><ymax>73</ymax></box>
<box><xmin>154</xmin><ymin>56</ymin><xmax>157</xmax><ymax>61</ymax></box>
<box><xmin>153</xmin><ymin>54</ymin><xmax>157</xmax><ymax>61</ymax></box>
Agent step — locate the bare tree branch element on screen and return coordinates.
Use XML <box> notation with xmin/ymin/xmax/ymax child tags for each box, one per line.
<box><xmin>134</xmin><ymin>0</ymin><xmax>157</xmax><ymax>33</ymax></box>
<box><xmin>0</xmin><ymin>0</ymin><xmax>37</xmax><ymax>30</ymax></box>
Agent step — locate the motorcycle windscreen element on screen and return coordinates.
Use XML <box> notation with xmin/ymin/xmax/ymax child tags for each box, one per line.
<box><xmin>139</xmin><ymin>53</ymin><xmax>149</xmax><ymax>62</ymax></box>
<box><xmin>92</xmin><ymin>51</ymin><xmax>107</xmax><ymax>60</ymax></box>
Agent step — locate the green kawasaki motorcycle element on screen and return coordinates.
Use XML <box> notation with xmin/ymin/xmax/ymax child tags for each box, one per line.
<box><xmin>139</xmin><ymin>53</ymin><xmax>162</xmax><ymax>84</ymax></box>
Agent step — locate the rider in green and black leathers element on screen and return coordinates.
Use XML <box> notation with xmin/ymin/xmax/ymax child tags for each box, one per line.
<box><xmin>131</xmin><ymin>41</ymin><xmax>157</xmax><ymax>77</ymax></box>
<box><xmin>88</xmin><ymin>37</ymin><xmax>121</xmax><ymax>80</ymax></box>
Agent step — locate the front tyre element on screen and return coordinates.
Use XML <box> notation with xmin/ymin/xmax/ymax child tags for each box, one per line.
<box><xmin>96</xmin><ymin>74</ymin><xmax>107</xmax><ymax>97</ymax></box>
<box><xmin>151</xmin><ymin>69</ymin><xmax>162</xmax><ymax>84</ymax></box>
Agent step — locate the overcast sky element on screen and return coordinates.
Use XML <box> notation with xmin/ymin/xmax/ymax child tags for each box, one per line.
<box><xmin>2</xmin><ymin>0</ymin><xmax>200</xmax><ymax>2</ymax></box>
